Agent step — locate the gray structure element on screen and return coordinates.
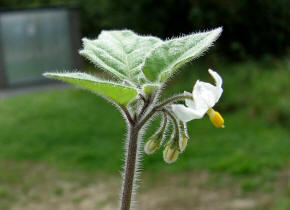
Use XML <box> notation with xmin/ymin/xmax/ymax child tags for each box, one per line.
<box><xmin>0</xmin><ymin>7</ymin><xmax>82</xmax><ymax>89</ymax></box>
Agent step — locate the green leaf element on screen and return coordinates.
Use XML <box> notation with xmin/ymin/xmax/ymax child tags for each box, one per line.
<box><xmin>141</xmin><ymin>27</ymin><xmax>222</xmax><ymax>82</ymax></box>
<box><xmin>79</xmin><ymin>30</ymin><xmax>162</xmax><ymax>84</ymax></box>
<box><xmin>43</xmin><ymin>72</ymin><xmax>137</xmax><ymax>106</ymax></box>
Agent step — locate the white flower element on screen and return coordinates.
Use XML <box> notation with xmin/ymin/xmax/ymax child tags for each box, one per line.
<box><xmin>172</xmin><ymin>69</ymin><xmax>225</xmax><ymax>128</ymax></box>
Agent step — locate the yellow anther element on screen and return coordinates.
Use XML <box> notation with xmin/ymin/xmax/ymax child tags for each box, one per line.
<box><xmin>207</xmin><ymin>108</ymin><xmax>225</xmax><ymax>128</ymax></box>
<box><xmin>163</xmin><ymin>144</ymin><xmax>179</xmax><ymax>164</ymax></box>
<box><xmin>144</xmin><ymin>139</ymin><xmax>160</xmax><ymax>154</ymax></box>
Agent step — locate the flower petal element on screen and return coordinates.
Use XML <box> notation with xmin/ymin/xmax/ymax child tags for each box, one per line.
<box><xmin>184</xmin><ymin>91</ymin><xmax>198</xmax><ymax>109</ymax></box>
<box><xmin>193</xmin><ymin>77</ymin><xmax>223</xmax><ymax>108</ymax></box>
<box><xmin>185</xmin><ymin>98</ymin><xmax>196</xmax><ymax>108</ymax></box>
<box><xmin>193</xmin><ymin>81</ymin><xmax>215</xmax><ymax>108</ymax></box>
<box><xmin>208</xmin><ymin>69</ymin><xmax>222</xmax><ymax>87</ymax></box>
<box><xmin>171</xmin><ymin>104</ymin><xmax>207</xmax><ymax>122</ymax></box>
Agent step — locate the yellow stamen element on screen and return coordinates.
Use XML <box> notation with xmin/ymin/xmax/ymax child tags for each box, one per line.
<box><xmin>207</xmin><ymin>108</ymin><xmax>225</xmax><ymax>128</ymax></box>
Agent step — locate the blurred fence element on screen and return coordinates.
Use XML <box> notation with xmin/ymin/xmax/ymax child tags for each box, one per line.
<box><xmin>0</xmin><ymin>7</ymin><xmax>81</xmax><ymax>89</ymax></box>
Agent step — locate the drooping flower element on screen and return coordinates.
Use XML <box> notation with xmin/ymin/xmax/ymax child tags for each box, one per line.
<box><xmin>172</xmin><ymin>69</ymin><xmax>224</xmax><ymax>128</ymax></box>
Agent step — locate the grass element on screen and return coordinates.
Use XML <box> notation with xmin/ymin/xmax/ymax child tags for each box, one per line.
<box><xmin>0</xmin><ymin>59</ymin><xmax>289</xmax><ymax>209</ymax></box>
<box><xmin>1</xmin><ymin>88</ymin><xmax>287</xmax><ymax>173</ymax></box>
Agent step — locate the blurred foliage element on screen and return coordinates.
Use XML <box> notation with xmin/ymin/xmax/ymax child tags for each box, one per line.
<box><xmin>0</xmin><ymin>0</ymin><xmax>289</xmax><ymax>59</ymax></box>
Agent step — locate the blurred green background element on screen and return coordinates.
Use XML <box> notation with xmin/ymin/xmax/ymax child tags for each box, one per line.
<box><xmin>0</xmin><ymin>1</ymin><xmax>289</xmax><ymax>210</ymax></box>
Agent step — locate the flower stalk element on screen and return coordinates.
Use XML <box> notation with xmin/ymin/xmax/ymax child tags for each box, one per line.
<box><xmin>144</xmin><ymin>113</ymin><xmax>167</xmax><ymax>154</ymax></box>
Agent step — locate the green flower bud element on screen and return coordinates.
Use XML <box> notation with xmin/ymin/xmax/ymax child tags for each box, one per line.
<box><xmin>179</xmin><ymin>135</ymin><xmax>188</xmax><ymax>152</ymax></box>
<box><xmin>163</xmin><ymin>140</ymin><xmax>179</xmax><ymax>164</ymax></box>
<box><xmin>144</xmin><ymin>138</ymin><xmax>160</xmax><ymax>154</ymax></box>
<box><xmin>143</xmin><ymin>83</ymin><xmax>160</xmax><ymax>97</ymax></box>
<box><xmin>179</xmin><ymin>122</ymin><xmax>189</xmax><ymax>152</ymax></box>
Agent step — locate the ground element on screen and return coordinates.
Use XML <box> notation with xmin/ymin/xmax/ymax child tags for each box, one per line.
<box><xmin>1</xmin><ymin>162</ymin><xmax>289</xmax><ymax>210</ymax></box>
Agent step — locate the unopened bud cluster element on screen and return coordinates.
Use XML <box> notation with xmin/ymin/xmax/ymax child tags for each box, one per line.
<box><xmin>144</xmin><ymin>117</ymin><xmax>190</xmax><ymax>164</ymax></box>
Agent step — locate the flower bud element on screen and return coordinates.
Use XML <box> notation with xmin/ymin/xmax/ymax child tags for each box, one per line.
<box><xmin>207</xmin><ymin>108</ymin><xmax>225</xmax><ymax>128</ymax></box>
<box><xmin>143</xmin><ymin>83</ymin><xmax>160</xmax><ymax>97</ymax></box>
<box><xmin>163</xmin><ymin>141</ymin><xmax>179</xmax><ymax>164</ymax></box>
<box><xmin>144</xmin><ymin>113</ymin><xmax>168</xmax><ymax>155</ymax></box>
<box><xmin>179</xmin><ymin>135</ymin><xmax>188</xmax><ymax>152</ymax></box>
<box><xmin>179</xmin><ymin>122</ymin><xmax>189</xmax><ymax>152</ymax></box>
<box><xmin>144</xmin><ymin>138</ymin><xmax>160</xmax><ymax>154</ymax></box>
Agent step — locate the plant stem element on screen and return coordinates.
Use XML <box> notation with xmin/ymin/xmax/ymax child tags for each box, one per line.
<box><xmin>120</xmin><ymin>125</ymin><xmax>139</xmax><ymax>210</ymax></box>
<box><xmin>120</xmin><ymin>93</ymin><xmax>192</xmax><ymax>209</ymax></box>
<box><xmin>137</xmin><ymin>94</ymin><xmax>192</xmax><ymax>130</ymax></box>
<box><xmin>120</xmin><ymin>106</ymin><xmax>134</xmax><ymax>125</ymax></box>
<box><xmin>162</xmin><ymin>108</ymin><xmax>180</xmax><ymax>137</ymax></box>
<box><xmin>155</xmin><ymin>94</ymin><xmax>192</xmax><ymax>110</ymax></box>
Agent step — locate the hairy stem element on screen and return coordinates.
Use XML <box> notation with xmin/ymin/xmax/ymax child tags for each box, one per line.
<box><xmin>155</xmin><ymin>94</ymin><xmax>192</xmax><ymax>110</ymax></box>
<box><xmin>121</xmin><ymin>106</ymin><xmax>134</xmax><ymax>125</ymax></box>
<box><xmin>137</xmin><ymin>94</ymin><xmax>192</xmax><ymax>130</ymax></box>
<box><xmin>162</xmin><ymin>108</ymin><xmax>180</xmax><ymax>137</ymax></box>
<box><xmin>120</xmin><ymin>125</ymin><xmax>139</xmax><ymax>210</ymax></box>
<box><xmin>137</xmin><ymin>98</ymin><xmax>150</xmax><ymax>121</ymax></box>
<box><xmin>120</xmin><ymin>93</ymin><xmax>192</xmax><ymax>209</ymax></box>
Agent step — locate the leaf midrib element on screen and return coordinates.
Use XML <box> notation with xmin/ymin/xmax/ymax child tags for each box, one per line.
<box><xmin>109</xmin><ymin>33</ymin><xmax>133</xmax><ymax>81</ymax></box>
